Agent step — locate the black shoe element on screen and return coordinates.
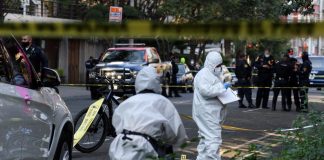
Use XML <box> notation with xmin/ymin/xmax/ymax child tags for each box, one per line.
<box><xmin>248</xmin><ymin>104</ymin><xmax>256</xmax><ymax>108</ymax></box>
<box><xmin>175</xmin><ymin>94</ymin><xmax>181</xmax><ymax>97</ymax></box>
<box><xmin>239</xmin><ymin>104</ymin><xmax>247</xmax><ymax>108</ymax></box>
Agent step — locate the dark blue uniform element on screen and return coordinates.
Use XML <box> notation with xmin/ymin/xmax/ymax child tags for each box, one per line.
<box><xmin>272</xmin><ymin>58</ymin><xmax>292</xmax><ymax>111</ymax></box>
<box><xmin>299</xmin><ymin>55</ymin><xmax>312</xmax><ymax>112</ymax></box>
<box><xmin>168</xmin><ymin>59</ymin><xmax>180</xmax><ymax>97</ymax></box>
<box><xmin>287</xmin><ymin>57</ymin><xmax>301</xmax><ymax>111</ymax></box>
<box><xmin>23</xmin><ymin>44</ymin><xmax>48</xmax><ymax>73</ymax></box>
<box><xmin>235</xmin><ymin>59</ymin><xmax>254</xmax><ymax>108</ymax></box>
<box><xmin>254</xmin><ymin>55</ymin><xmax>275</xmax><ymax>108</ymax></box>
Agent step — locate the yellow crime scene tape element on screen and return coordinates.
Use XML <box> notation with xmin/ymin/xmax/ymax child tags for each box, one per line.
<box><xmin>61</xmin><ymin>83</ymin><xmax>324</xmax><ymax>89</ymax></box>
<box><xmin>2</xmin><ymin>20</ymin><xmax>324</xmax><ymax>39</ymax></box>
<box><xmin>73</xmin><ymin>98</ymin><xmax>104</xmax><ymax>147</ymax></box>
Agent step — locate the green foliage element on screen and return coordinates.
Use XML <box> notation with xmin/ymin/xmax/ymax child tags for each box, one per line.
<box><xmin>83</xmin><ymin>4</ymin><xmax>109</xmax><ymax>22</ymax></box>
<box><xmin>281</xmin><ymin>0</ymin><xmax>315</xmax><ymax>16</ymax></box>
<box><xmin>55</xmin><ymin>68</ymin><xmax>64</xmax><ymax>77</ymax></box>
<box><xmin>236</xmin><ymin>111</ymin><xmax>324</xmax><ymax>160</ymax></box>
<box><xmin>123</xmin><ymin>6</ymin><xmax>143</xmax><ymax>20</ymax></box>
<box><xmin>275</xmin><ymin>111</ymin><xmax>324</xmax><ymax>160</ymax></box>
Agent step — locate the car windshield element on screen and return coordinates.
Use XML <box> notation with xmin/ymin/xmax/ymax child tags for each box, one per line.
<box><xmin>297</xmin><ymin>57</ymin><xmax>324</xmax><ymax>70</ymax></box>
<box><xmin>177</xmin><ymin>64</ymin><xmax>186</xmax><ymax>74</ymax></box>
<box><xmin>227</xmin><ymin>67</ymin><xmax>235</xmax><ymax>72</ymax></box>
<box><xmin>100</xmin><ymin>50</ymin><xmax>145</xmax><ymax>63</ymax></box>
<box><xmin>310</xmin><ymin>57</ymin><xmax>324</xmax><ymax>69</ymax></box>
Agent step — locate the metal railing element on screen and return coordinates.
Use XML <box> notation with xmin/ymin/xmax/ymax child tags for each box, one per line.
<box><xmin>3</xmin><ymin>0</ymin><xmax>87</xmax><ymax>20</ymax></box>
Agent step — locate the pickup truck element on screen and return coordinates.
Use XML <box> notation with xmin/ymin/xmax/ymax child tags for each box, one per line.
<box><xmin>88</xmin><ymin>45</ymin><xmax>172</xmax><ymax>99</ymax></box>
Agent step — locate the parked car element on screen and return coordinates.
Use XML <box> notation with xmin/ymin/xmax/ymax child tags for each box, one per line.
<box><xmin>296</xmin><ymin>56</ymin><xmax>324</xmax><ymax>90</ymax></box>
<box><xmin>177</xmin><ymin>63</ymin><xmax>194</xmax><ymax>93</ymax></box>
<box><xmin>88</xmin><ymin>44</ymin><xmax>172</xmax><ymax>99</ymax></box>
<box><xmin>226</xmin><ymin>67</ymin><xmax>237</xmax><ymax>86</ymax></box>
<box><xmin>0</xmin><ymin>37</ymin><xmax>73</xmax><ymax>160</ymax></box>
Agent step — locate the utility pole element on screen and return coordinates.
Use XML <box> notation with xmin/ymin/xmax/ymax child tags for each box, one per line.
<box><xmin>129</xmin><ymin>0</ymin><xmax>134</xmax><ymax>45</ymax></box>
<box><xmin>0</xmin><ymin>0</ymin><xmax>4</xmax><ymax>23</ymax></box>
<box><xmin>319</xmin><ymin>0</ymin><xmax>323</xmax><ymax>55</ymax></box>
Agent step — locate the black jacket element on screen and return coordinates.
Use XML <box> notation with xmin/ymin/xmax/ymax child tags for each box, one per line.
<box><xmin>254</xmin><ymin>54</ymin><xmax>275</xmax><ymax>82</ymax></box>
<box><xmin>299</xmin><ymin>60</ymin><xmax>312</xmax><ymax>84</ymax></box>
<box><xmin>23</xmin><ymin>44</ymin><xmax>48</xmax><ymax>73</ymax></box>
<box><xmin>235</xmin><ymin>59</ymin><xmax>252</xmax><ymax>80</ymax></box>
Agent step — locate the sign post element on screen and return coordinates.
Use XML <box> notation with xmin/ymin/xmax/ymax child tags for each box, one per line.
<box><xmin>109</xmin><ymin>6</ymin><xmax>123</xmax><ymax>23</ymax></box>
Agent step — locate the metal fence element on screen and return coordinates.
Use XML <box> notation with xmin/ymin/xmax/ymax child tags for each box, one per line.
<box><xmin>3</xmin><ymin>0</ymin><xmax>87</xmax><ymax>20</ymax></box>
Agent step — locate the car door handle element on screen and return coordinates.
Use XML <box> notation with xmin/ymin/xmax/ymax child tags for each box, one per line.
<box><xmin>24</xmin><ymin>95</ymin><xmax>31</xmax><ymax>105</ymax></box>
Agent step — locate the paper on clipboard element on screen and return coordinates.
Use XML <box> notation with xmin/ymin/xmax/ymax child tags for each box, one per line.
<box><xmin>218</xmin><ymin>88</ymin><xmax>240</xmax><ymax>104</ymax></box>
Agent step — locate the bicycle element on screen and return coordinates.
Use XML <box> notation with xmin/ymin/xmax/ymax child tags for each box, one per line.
<box><xmin>73</xmin><ymin>75</ymin><xmax>122</xmax><ymax>153</ymax></box>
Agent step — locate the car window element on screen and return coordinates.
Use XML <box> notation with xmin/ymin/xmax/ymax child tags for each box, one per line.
<box><xmin>296</xmin><ymin>57</ymin><xmax>324</xmax><ymax>70</ymax></box>
<box><xmin>101</xmin><ymin>50</ymin><xmax>145</xmax><ymax>62</ymax></box>
<box><xmin>309</xmin><ymin>57</ymin><xmax>324</xmax><ymax>69</ymax></box>
<box><xmin>150</xmin><ymin>48</ymin><xmax>160</xmax><ymax>62</ymax></box>
<box><xmin>2</xmin><ymin>38</ymin><xmax>34</xmax><ymax>88</ymax></box>
<box><xmin>227</xmin><ymin>67</ymin><xmax>235</xmax><ymax>73</ymax></box>
<box><xmin>0</xmin><ymin>42</ymin><xmax>13</xmax><ymax>83</ymax></box>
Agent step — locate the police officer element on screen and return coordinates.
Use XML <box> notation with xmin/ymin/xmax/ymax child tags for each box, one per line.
<box><xmin>272</xmin><ymin>54</ymin><xmax>292</xmax><ymax>111</ymax></box>
<box><xmin>21</xmin><ymin>35</ymin><xmax>48</xmax><ymax>76</ymax></box>
<box><xmin>254</xmin><ymin>48</ymin><xmax>275</xmax><ymax>109</ymax></box>
<box><xmin>299</xmin><ymin>51</ymin><xmax>312</xmax><ymax>112</ymax></box>
<box><xmin>168</xmin><ymin>55</ymin><xmax>181</xmax><ymax>97</ymax></box>
<box><xmin>85</xmin><ymin>56</ymin><xmax>98</xmax><ymax>90</ymax></box>
<box><xmin>235</xmin><ymin>52</ymin><xmax>255</xmax><ymax>108</ymax></box>
<box><xmin>287</xmin><ymin>48</ymin><xmax>301</xmax><ymax>112</ymax></box>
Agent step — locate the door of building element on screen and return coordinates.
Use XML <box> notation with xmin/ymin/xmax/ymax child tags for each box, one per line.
<box><xmin>68</xmin><ymin>39</ymin><xmax>80</xmax><ymax>83</ymax></box>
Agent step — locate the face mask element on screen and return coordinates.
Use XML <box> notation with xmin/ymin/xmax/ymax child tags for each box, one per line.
<box><xmin>265</xmin><ymin>54</ymin><xmax>270</xmax><ymax>58</ymax></box>
<box><xmin>21</xmin><ymin>42</ymin><xmax>29</xmax><ymax>48</ymax></box>
<box><xmin>289</xmin><ymin>54</ymin><xmax>293</xmax><ymax>58</ymax></box>
<box><xmin>213</xmin><ymin>66</ymin><xmax>222</xmax><ymax>76</ymax></box>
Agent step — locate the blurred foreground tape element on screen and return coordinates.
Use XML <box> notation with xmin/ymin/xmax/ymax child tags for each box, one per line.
<box><xmin>1</xmin><ymin>20</ymin><xmax>324</xmax><ymax>39</ymax></box>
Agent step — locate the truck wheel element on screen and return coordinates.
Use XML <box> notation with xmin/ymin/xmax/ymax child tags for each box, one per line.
<box><xmin>115</xmin><ymin>92</ymin><xmax>124</xmax><ymax>97</ymax></box>
<box><xmin>90</xmin><ymin>88</ymin><xmax>101</xmax><ymax>100</ymax></box>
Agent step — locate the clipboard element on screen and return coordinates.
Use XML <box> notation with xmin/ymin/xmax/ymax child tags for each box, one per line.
<box><xmin>218</xmin><ymin>88</ymin><xmax>240</xmax><ymax>105</ymax></box>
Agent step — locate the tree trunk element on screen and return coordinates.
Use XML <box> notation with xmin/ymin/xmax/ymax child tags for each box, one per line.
<box><xmin>0</xmin><ymin>0</ymin><xmax>4</xmax><ymax>23</ymax></box>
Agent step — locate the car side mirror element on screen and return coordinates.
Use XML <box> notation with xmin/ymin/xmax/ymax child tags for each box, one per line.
<box><xmin>41</xmin><ymin>67</ymin><xmax>61</xmax><ymax>87</ymax></box>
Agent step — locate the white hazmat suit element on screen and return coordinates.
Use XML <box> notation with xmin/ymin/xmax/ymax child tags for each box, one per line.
<box><xmin>192</xmin><ymin>51</ymin><xmax>228</xmax><ymax>160</ymax></box>
<box><xmin>109</xmin><ymin>66</ymin><xmax>187</xmax><ymax>160</ymax></box>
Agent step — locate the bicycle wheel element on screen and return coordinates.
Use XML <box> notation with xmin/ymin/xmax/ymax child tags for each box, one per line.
<box><xmin>74</xmin><ymin>107</ymin><xmax>108</xmax><ymax>153</ymax></box>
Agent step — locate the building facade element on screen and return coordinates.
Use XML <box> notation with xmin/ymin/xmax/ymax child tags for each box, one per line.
<box><xmin>284</xmin><ymin>0</ymin><xmax>324</xmax><ymax>56</ymax></box>
<box><xmin>4</xmin><ymin>0</ymin><xmax>106</xmax><ymax>83</ymax></box>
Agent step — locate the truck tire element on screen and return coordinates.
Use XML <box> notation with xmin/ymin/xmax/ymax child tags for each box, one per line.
<box><xmin>90</xmin><ymin>87</ymin><xmax>101</xmax><ymax>100</ymax></box>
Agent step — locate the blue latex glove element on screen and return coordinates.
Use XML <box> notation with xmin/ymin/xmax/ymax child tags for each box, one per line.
<box><xmin>224</xmin><ymin>82</ymin><xmax>231</xmax><ymax>89</ymax></box>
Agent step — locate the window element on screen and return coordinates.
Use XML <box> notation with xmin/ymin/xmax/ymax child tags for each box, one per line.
<box><xmin>2</xmin><ymin>38</ymin><xmax>34</xmax><ymax>88</ymax></box>
<box><xmin>101</xmin><ymin>50</ymin><xmax>145</xmax><ymax>63</ymax></box>
<box><xmin>0</xmin><ymin>42</ymin><xmax>13</xmax><ymax>83</ymax></box>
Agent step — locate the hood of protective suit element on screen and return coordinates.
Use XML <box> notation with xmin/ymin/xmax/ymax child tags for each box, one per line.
<box><xmin>204</xmin><ymin>51</ymin><xmax>223</xmax><ymax>76</ymax></box>
<box><xmin>135</xmin><ymin>66</ymin><xmax>162</xmax><ymax>94</ymax></box>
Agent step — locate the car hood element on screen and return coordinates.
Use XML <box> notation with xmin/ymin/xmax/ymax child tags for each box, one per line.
<box><xmin>95</xmin><ymin>61</ymin><xmax>145</xmax><ymax>71</ymax></box>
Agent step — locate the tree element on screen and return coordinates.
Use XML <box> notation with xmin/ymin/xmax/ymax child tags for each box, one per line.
<box><xmin>1</xmin><ymin>0</ymin><xmax>22</xmax><ymax>23</ymax></box>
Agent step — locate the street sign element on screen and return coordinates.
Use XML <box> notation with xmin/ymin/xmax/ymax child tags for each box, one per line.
<box><xmin>109</xmin><ymin>6</ymin><xmax>123</xmax><ymax>23</ymax></box>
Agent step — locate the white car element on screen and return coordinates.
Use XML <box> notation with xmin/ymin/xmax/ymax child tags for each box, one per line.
<box><xmin>0</xmin><ymin>37</ymin><xmax>73</xmax><ymax>160</ymax></box>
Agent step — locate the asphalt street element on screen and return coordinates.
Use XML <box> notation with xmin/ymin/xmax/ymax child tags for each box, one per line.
<box><xmin>59</xmin><ymin>86</ymin><xmax>324</xmax><ymax>160</ymax></box>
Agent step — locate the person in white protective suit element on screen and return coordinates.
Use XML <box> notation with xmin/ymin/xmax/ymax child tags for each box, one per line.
<box><xmin>192</xmin><ymin>51</ymin><xmax>232</xmax><ymax>160</ymax></box>
<box><xmin>109</xmin><ymin>66</ymin><xmax>188</xmax><ymax>160</ymax></box>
